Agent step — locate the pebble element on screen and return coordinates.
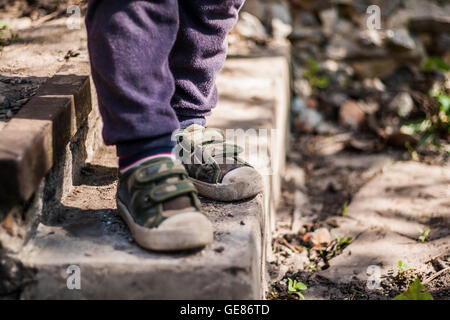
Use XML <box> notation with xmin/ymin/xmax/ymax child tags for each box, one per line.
<box><xmin>302</xmin><ymin>228</ymin><xmax>332</xmax><ymax>248</ymax></box>
<box><xmin>339</xmin><ymin>100</ymin><xmax>366</xmax><ymax>130</ymax></box>
<box><xmin>0</xmin><ymin>77</ymin><xmax>38</xmax><ymax>122</ymax></box>
<box><xmin>214</xmin><ymin>246</ymin><xmax>225</xmax><ymax>253</ymax></box>
<box><xmin>389</xmin><ymin>92</ymin><xmax>414</xmax><ymax>118</ymax></box>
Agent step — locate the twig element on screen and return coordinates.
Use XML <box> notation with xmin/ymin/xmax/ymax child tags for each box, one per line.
<box><xmin>423</xmin><ymin>267</ymin><xmax>450</xmax><ymax>285</ymax></box>
<box><xmin>425</xmin><ymin>253</ymin><xmax>448</xmax><ymax>264</ymax></box>
<box><xmin>280</xmin><ymin>238</ymin><xmax>300</xmax><ymax>254</ymax></box>
<box><xmin>32</xmin><ymin>11</ymin><xmax>60</xmax><ymax>27</ymax></box>
<box><xmin>431</xmin><ymin>258</ymin><xmax>446</xmax><ymax>271</ymax></box>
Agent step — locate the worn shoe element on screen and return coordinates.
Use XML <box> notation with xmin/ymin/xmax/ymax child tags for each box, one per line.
<box><xmin>175</xmin><ymin>124</ymin><xmax>264</xmax><ymax>201</ymax></box>
<box><xmin>116</xmin><ymin>157</ymin><xmax>213</xmax><ymax>251</ymax></box>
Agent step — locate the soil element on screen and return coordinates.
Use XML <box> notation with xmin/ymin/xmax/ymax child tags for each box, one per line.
<box><xmin>0</xmin><ymin>76</ymin><xmax>41</xmax><ymax>122</ymax></box>
<box><xmin>271</xmin><ymin>254</ymin><xmax>450</xmax><ymax>300</ymax></box>
<box><xmin>267</xmin><ymin>132</ymin><xmax>450</xmax><ymax>300</ymax></box>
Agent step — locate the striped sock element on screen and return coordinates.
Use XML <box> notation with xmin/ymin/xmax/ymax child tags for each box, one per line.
<box><xmin>118</xmin><ymin>147</ymin><xmax>175</xmax><ymax>174</ymax></box>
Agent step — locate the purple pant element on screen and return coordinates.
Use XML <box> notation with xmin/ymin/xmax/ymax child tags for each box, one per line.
<box><xmin>85</xmin><ymin>0</ymin><xmax>244</xmax><ymax>157</ymax></box>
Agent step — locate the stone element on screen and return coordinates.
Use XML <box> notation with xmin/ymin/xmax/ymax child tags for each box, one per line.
<box><xmin>325</xmin><ymin>92</ymin><xmax>349</xmax><ymax>108</ymax></box>
<box><xmin>292</xmin><ymin>9</ymin><xmax>320</xmax><ymax>28</ymax></box>
<box><xmin>235</xmin><ymin>12</ymin><xmax>267</xmax><ymax>40</ymax></box>
<box><xmin>409</xmin><ymin>15</ymin><xmax>450</xmax><ymax>34</ymax></box>
<box><xmin>357</xmin><ymin>30</ymin><xmax>384</xmax><ymax>48</ymax></box>
<box><xmin>320</xmin><ymin>60</ymin><xmax>354</xmax><ymax>87</ymax></box>
<box><xmin>290</xmin><ymin>0</ymin><xmax>332</xmax><ymax>11</ymax></box>
<box><xmin>352</xmin><ymin>0</ymin><xmax>401</xmax><ymax>16</ymax></box>
<box><xmin>272</xmin><ymin>18</ymin><xmax>292</xmax><ymax>38</ymax></box>
<box><xmin>11</xmin><ymin>54</ymin><xmax>291</xmax><ymax>300</ymax></box>
<box><xmin>292</xmin><ymin>96</ymin><xmax>306</xmax><ymax>115</ymax></box>
<box><xmin>350</xmin><ymin>58</ymin><xmax>399</xmax><ymax>79</ymax></box>
<box><xmin>289</xmin><ymin>28</ymin><xmax>323</xmax><ymax>44</ymax></box>
<box><xmin>319</xmin><ymin>7</ymin><xmax>338</xmax><ymax>36</ymax></box>
<box><xmin>326</xmin><ymin>34</ymin><xmax>388</xmax><ymax>60</ymax></box>
<box><xmin>333</xmin><ymin>20</ymin><xmax>355</xmax><ymax>37</ymax></box>
<box><xmin>292</xmin><ymin>42</ymin><xmax>321</xmax><ymax>64</ymax></box>
<box><xmin>386</xmin><ymin>28</ymin><xmax>416</xmax><ymax>51</ymax></box>
<box><xmin>436</xmin><ymin>33</ymin><xmax>450</xmax><ymax>55</ymax></box>
<box><xmin>389</xmin><ymin>92</ymin><xmax>414</xmax><ymax>118</ymax></box>
<box><xmin>267</xmin><ymin>2</ymin><xmax>292</xmax><ymax>26</ymax></box>
<box><xmin>303</xmin><ymin>228</ymin><xmax>333</xmax><ymax>248</ymax></box>
<box><xmin>283</xmin><ymin>250</ymin><xmax>309</xmax><ymax>271</ymax></box>
<box><xmin>362</xmin><ymin>78</ymin><xmax>385</xmax><ymax>91</ymax></box>
<box><xmin>269</xmin><ymin>2</ymin><xmax>293</xmax><ymax>39</ymax></box>
<box><xmin>293</xmin><ymin>78</ymin><xmax>312</xmax><ymax>97</ymax></box>
<box><xmin>20</xmin><ymin>197</ymin><xmax>266</xmax><ymax>299</ymax></box>
<box><xmin>0</xmin><ymin>253</ymin><xmax>27</xmax><ymax>296</ymax></box>
<box><xmin>339</xmin><ymin>100</ymin><xmax>366</xmax><ymax>130</ymax></box>
<box><xmin>241</xmin><ymin>0</ymin><xmax>265</xmax><ymax>22</ymax></box>
<box><xmin>0</xmin><ymin>75</ymin><xmax>91</xmax><ymax>203</ymax></box>
<box><xmin>293</xmin><ymin>97</ymin><xmax>324</xmax><ymax>133</ymax></box>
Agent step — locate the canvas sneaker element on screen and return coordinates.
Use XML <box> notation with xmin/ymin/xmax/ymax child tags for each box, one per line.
<box><xmin>116</xmin><ymin>157</ymin><xmax>213</xmax><ymax>251</ymax></box>
<box><xmin>175</xmin><ymin>124</ymin><xmax>264</xmax><ymax>201</ymax></box>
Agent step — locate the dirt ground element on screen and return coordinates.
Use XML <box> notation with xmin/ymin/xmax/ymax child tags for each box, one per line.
<box><xmin>268</xmin><ymin>131</ymin><xmax>449</xmax><ymax>300</ymax></box>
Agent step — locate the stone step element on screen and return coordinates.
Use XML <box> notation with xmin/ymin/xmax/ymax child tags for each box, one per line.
<box><xmin>9</xmin><ymin>55</ymin><xmax>290</xmax><ymax>299</ymax></box>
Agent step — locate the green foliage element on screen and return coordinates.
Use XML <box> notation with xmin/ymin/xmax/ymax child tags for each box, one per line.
<box><xmin>416</xmin><ymin>226</ymin><xmax>430</xmax><ymax>243</ymax></box>
<box><xmin>393</xmin><ymin>278</ymin><xmax>434</xmax><ymax>300</ymax></box>
<box><xmin>397</xmin><ymin>260</ymin><xmax>410</xmax><ymax>274</ymax></box>
<box><xmin>401</xmin><ymin>83</ymin><xmax>450</xmax><ymax>153</ymax></box>
<box><xmin>341</xmin><ymin>202</ymin><xmax>348</xmax><ymax>216</ymax></box>
<box><xmin>401</xmin><ymin>57</ymin><xmax>450</xmax><ymax>155</ymax></box>
<box><xmin>427</xmin><ymin>86</ymin><xmax>450</xmax><ymax>147</ymax></box>
<box><xmin>424</xmin><ymin>57</ymin><xmax>450</xmax><ymax>72</ymax></box>
<box><xmin>405</xmin><ymin>141</ymin><xmax>420</xmax><ymax>161</ymax></box>
<box><xmin>304</xmin><ymin>59</ymin><xmax>329</xmax><ymax>89</ymax></box>
<box><xmin>9</xmin><ymin>28</ymin><xmax>19</xmax><ymax>42</ymax></box>
<box><xmin>307</xmin><ymin>264</ymin><xmax>317</xmax><ymax>271</ymax></box>
<box><xmin>287</xmin><ymin>278</ymin><xmax>308</xmax><ymax>300</ymax></box>
<box><xmin>0</xmin><ymin>23</ymin><xmax>19</xmax><ymax>51</ymax></box>
<box><xmin>335</xmin><ymin>235</ymin><xmax>352</xmax><ymax>250</ymax></box>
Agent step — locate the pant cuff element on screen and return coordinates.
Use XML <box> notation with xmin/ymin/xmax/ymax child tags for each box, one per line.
<box><xmin>177</xmin><ymin>114</ymin><xmax>206</xmax><ymax>129</ymax></box>
<box><xmin>116</xmin><ymin>133</ymin><xmax>176</xmax><ymax>157</ymax></box>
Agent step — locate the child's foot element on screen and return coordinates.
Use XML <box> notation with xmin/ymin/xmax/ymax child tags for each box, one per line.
<box><xmin>176</xmin><ymin>124</ymin><xmax>264</xmax><ymax>202</ymax></box>
<box><xmin>116</xmin><ymin>157</ymin><xmax>213</xmax><ymax>251</ymax></box>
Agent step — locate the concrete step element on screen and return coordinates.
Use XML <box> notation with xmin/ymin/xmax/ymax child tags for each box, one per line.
<box><xmin>7</xmin><ymin>55</ymin><xmax>290</xmax><ymax>299</ymax></box>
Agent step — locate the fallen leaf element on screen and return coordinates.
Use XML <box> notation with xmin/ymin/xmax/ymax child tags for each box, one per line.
<box><xmin>1</xmin><ymin>214</ymin><xmax>15</xmax><ymax>236</ymax></box>
<box><xmin>394</xmin><ymin>278</ymin><xmax>434</xmax><ymax>300</ymax></box>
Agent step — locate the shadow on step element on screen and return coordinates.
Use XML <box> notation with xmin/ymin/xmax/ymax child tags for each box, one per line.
<box><xmin>77</xmin><ymin>163</ymin><xmax>118</xmax><ymax>187</ymax></box>
<box><xmin>38</xmin><ymin>204</ymin><xmax>206</xmax><ymax>259</ymax></box>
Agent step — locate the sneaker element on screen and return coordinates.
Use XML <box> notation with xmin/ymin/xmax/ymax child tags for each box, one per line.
<box><xmin>175</xmin><ymin>124</ymin><xmax>264</xmax><ymax>201</ymax></box>
<box><xmin>116</xmin><ymin>157</ymin><xmax>213</xmax><ymax>251</ymax></box>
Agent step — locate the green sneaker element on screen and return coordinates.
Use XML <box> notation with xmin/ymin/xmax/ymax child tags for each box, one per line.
<box><xmin>175</xmin><ymin>124</ymin><xmax>264</xmax><ymax>201</ymax></box>
<box><xmin>116</xmin><ymin>157</ymin><xmax>213</xmax><ymax>251</ymax></box>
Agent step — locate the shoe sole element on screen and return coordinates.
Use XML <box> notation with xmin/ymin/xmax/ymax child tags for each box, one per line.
<box><xmin>190</xmin><ymin>176</ymin><xmax>264</xmax><ymax>202</ymax></box>
<box><xmin>117</xmin><ymin>199</ymin><xmax>214</xmax><ymax>251</ymax></box>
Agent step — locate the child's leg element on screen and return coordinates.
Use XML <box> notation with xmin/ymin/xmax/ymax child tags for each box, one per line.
<box><xmin>85</xmin><ymin>1</ymin><xmax>214</xmax><ymax>252</ymax></box>
<box><xmin>85</xmin><ymin>0</ymin><xmax>180</xmax><ymax>161</ymax></box>
<box><xmin>169</xmin><ymin>1</ymin><xmax>263</xmax><ymax>202</ymax></box>
<box><xmin>169</xmin><ymin>0</ymin><xmax>245</xmax><ymax>128</ymax></box>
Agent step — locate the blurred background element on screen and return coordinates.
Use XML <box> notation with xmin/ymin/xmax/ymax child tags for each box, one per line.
<box><xmin>1</xmin><ymin>0</ymin><xmax>449</xmax><ymax>160</ymax></box>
